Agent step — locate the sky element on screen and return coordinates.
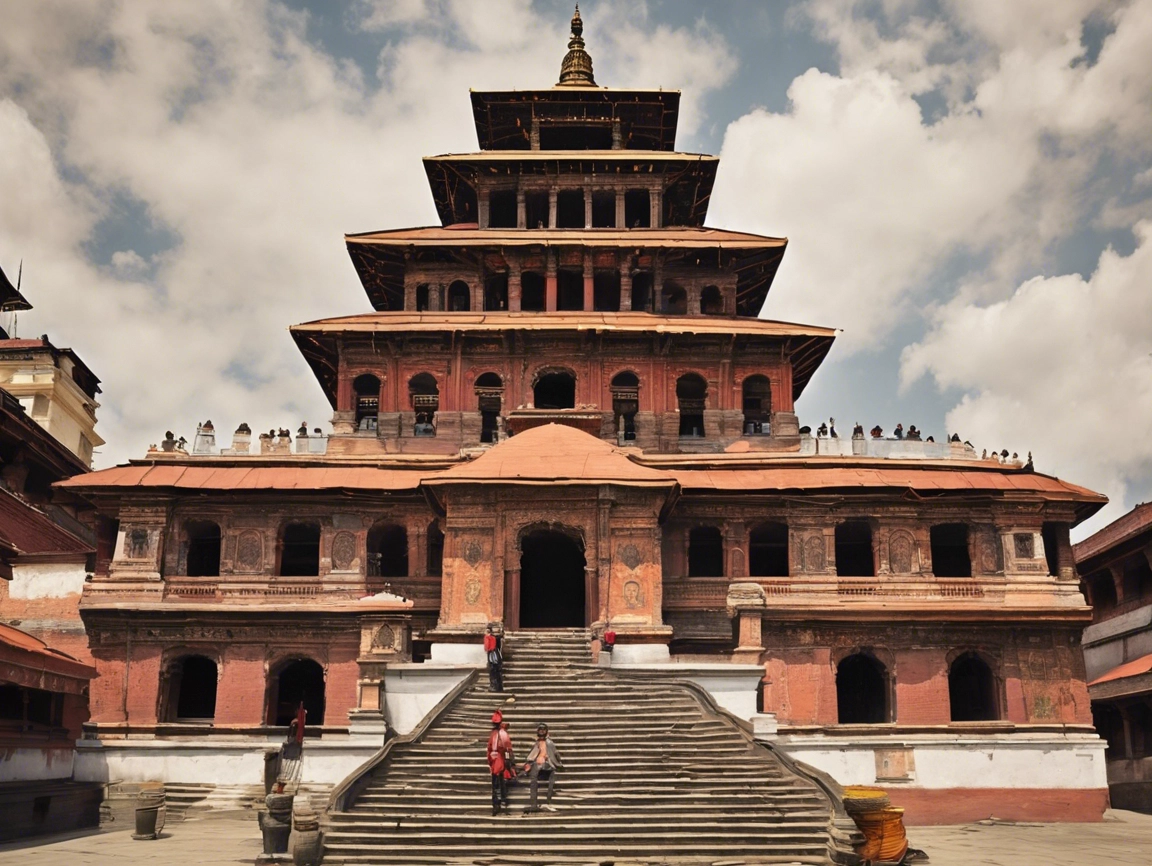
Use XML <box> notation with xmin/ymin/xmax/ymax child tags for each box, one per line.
<box><xmin>1</xmin><ymin>0</ymin><xmax>1150</xmax><ymax>539</ymax></box>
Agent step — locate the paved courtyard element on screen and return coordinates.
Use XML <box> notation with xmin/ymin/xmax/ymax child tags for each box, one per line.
<box><xmin>1</xmin><ymin>808</ymin><xmax>1150</xmax><ymax>866</ymax></box>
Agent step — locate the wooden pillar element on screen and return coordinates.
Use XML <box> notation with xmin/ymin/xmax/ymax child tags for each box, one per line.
<box><xmin>548</xmin><ymin>189</ymin><xmax>558</xmax><ymax>229</ymax></box>
<box><xmin>504</xmin><ymin>569</ymin><xmax>521</xmax><ymax>630</ymax></box>
<box><xmin>516</xmin><ymin>190</ymin><xmax>526</xmax><ymax>230</ymax></box>
<box><xmin>583</xmin><ymin>252</ymin><xmax>594</xmax><ymax>311</ymax></box>
<box><xmin>615</xmin><ymin>190</ymin><xmax>625</xmax><ymax>229</ymax></box>
<box><xmin>545</xmin><ymin>252</ymin><xmax>557</xmax><ymax>312</ymax></box>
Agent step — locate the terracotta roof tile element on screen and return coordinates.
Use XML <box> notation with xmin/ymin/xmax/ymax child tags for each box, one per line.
<box><xmin>56</xmin><ymin>464</ymin><xmax>425</xmax><ymax>493</ymax></box>
<box><xmin>1088</xmin><ymin>651</ymin><xmax>1152</xmax><ymax>687</ymax></box>
<box><xmin>0</xmin><ymin>622</ymin><xmax>96</xmax><ymax>681</ymax></box>
<box><xmin>1074</xmin><ymin>502</ymin><xmax>1152</xmax><ymax>564</ymax></box>
<box><xmin>0</xmin><ymin>488</ymin><xmax>92</xmax><ymax>557</ymax></box>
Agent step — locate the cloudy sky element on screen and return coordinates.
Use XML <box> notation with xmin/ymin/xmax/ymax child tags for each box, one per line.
<box><xmin>1</xmin><ymin>0</ymin><xmax>1150</xmax><ymax>537</ymax></box>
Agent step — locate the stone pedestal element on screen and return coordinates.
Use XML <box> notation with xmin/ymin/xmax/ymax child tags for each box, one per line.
<box><xmin>727</xmin><ymin>581</ymin><xmax>766</xmax><ymax>663</ymax></box>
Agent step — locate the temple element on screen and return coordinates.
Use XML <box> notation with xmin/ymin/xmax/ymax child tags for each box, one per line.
<box><xmin>52</xmin><ymin>9</ymin><xmax>1110</xmax><ymax>839</ymax></box>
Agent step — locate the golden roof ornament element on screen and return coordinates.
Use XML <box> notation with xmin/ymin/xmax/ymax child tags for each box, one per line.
<box><xmin>557</xmin><ymin>5</ymin><xmax>596</xmax><ymax>87</ymax></box>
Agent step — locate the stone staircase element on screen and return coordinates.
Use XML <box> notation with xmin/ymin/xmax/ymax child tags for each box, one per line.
<box><xmin>323</xmin><ymin>628</ymin><xmax>847</xmax><ymax>864</ymax></box>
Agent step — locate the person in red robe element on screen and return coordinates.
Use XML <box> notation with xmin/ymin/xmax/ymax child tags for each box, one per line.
<box><xmin>487</xmin><ymin>711</ymin><xmax>515</xmax><ymax>814</ymax></box>
<box><xmin>483</xmin><ymin>625</ymin><xmax>503</xmax><ymax>692</ymax></box>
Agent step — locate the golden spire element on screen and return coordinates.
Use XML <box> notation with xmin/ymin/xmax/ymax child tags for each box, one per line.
<box><xmin>557</xmin><ymin>4</ymin><xmax>596</xmax><ymax>87</ymax></box>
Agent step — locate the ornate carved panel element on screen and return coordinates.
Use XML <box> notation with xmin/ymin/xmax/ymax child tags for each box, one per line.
<box><xmin>234</xmin><ymin>530</ymin><xmax>264</xmax><ymax>573</ymax></box>
<box><xmin>331</xmin><ymin>531</ymin><xmax>358</xmax><ymax>571</ymax></box>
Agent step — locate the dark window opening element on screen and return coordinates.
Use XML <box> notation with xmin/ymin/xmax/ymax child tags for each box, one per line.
<box><xmin>1129</xmin><ymin>703</ymin><xmax>1152</xmax><ymax>757</ymax></box>
<box><xmin>270</xmin><ymin>659</ymin><xmax>325</xmax><ymax>727</ymax></box>
<box><xmin>688</xmin><ymin>526</ymin><xmax>724</xmax><ymax>577</ymax></box>
<box><xmin>0</xmin><ymin>684</ymin><xmax>23</xmax><ymax>721</ymax></box>
<box><xmin>591</xmin><ymin>191</ymin><xmax>615</xmax><ymax>227</ymax></box>
<box><xmin>427</xmin><ymin>521</ymin><xmax>444</xmax><ymax>577</ymax></box>
<box><xmin>742</xmin><ymin>375</ymin><xmax>772</xmax><ymax>435</ymax></box>
<box><xmin>931</xmin><ymin>523</ymin><xmax>971</xmax><ymax>577</ymax></box>
<box><xmin>416</xmin><ymin>283</ymin><xmax>431</xmax><ymax>311</ymax></box>
<box><xmin>476</xmin><ymin>372</ymin><xmax>503</xmax><ymax>444</ymax></box>
<box><xmin>1122</xmin><ymin>556</ymin><xmax>1152</xmax><ymax>602</ymax></box>
<box><xmin>662</xmin><ymin>284</ymin><xmax>687</xmax><ymax>315</ymax></box>
<box><xmin>750</xmin><ymin>522</ymin><xmax>789</xmax><ymax>576</ymax></box>
<box><xmin>488</xmin><ymin>190</ymin><xmax>517</xmax><ymax>228</ymax></box>
<box><xmin>171</xmin><ymin>655</ymin><xmax>217</xmax><ymax>722</ymax></box>
<box><xmin>837</xmin><ymin>654</ymin><xmax>889</xmax><ymax>724</ymax></box>
<box><xmin>1087</xmin><ymin>572</ymin><xmax>1117</xmax><ymax>619</ymax></box>
<box><xmin>1041</xmin><ymin>522</ymin><xmax>1062</xmax><ymax>577</ymax></box>
<box><xmin>409</xmin><ymin>373</ymin><xmax>439</xmax><ymax>437</ymax></box>
<box><xmin>520</xmin><ymin>529</ymin><xmax>587</xmax><ymax>627</ymax></box>
<box><xmin>353</xmin><ymin>373</ymin><xmax>381</xmax><ymax>431</ymax></box>
<box><xmin>624</xmin><ymin>190</ymin><xmax>650</xmax><ymax>228</ymax></box>
<box><xmin>280</xmin><ymin>522</ymin><xmax>321</xmax><ymax>576</ymax></box>
<box><xmin>1093</xmin><ymin>703</ymin><xmax>1125</xmax><ymax>757</ymax></box>
<box><xmin>368</xmin><ymin>523</ymin><xmax>407</xmax><ymax>578</ymax></box>
<box><xmin>593</xmin><ymin>271</ymin><xmax>620</xmax><ymax>311</ymax></box>
<box><xmin>485</xmin><ymin>273</ymin><xmax>508</xmax><ymax>311</ymax></box>
<box><xmin>185</xmin><ymin>520</ymin><xmax>221</xmax><ymax>577</ymax></box>
<box><xmin>949</xmin><ymin>652</ymin><xmax>998</xmax><ymax>721</ymax></box>
<box><xmin>700</xmin><ymin>285</ymin><xmax>724</xmax><ymax>315</ymax></box>
<box><xmin>557</xmin><ymin>270</ymin><xmax>583</xmax><ymax>310</ymax></box>
<box><xmin>521</xmin><ymin>272</ymin><xmax>546</xmax><ymax>310</ymax></box>
<box><xmin>556</xmin><ymin>190</ymin><xmax>584</xmax><ymax>228</ymax></box>
<box><xmin>835</xmin><ymin>521</ymin><xmax>874</xmax><ymax>576</ymax></box>
<box><xmin>631</xmin><ymin>272</ymin><xmax>653</xmax><ymax>311</ymax></box>
<box><xmin>1</xmin><ymin>685</ymin><xmax>62</xmax><ymax>728</ymax></box>
<box><xmin>447</xmin><ymin>280</ymin><xmax>471</xmax><ymax>311</ymax></box>
<box><xmin>525</xmin><ymin>192</ymin><xmax>549</xmax><ymax>228</ymax></box>
<box><xmin>676</xmin><ymin>373</ymin><xmax>706</xmax><ymax>438</ymax></box>
<box><xmin>611</xmin><ymin>371</ymin><xmax>639</xmax><ymax>442</ymax></box>
<box><xmin>539</xmin><ymin>123</ymin><xmax>613</xmax><ymax>150</ymax></box>
<box><xmin>534</xmin><ymin>371</ymin><xmax>576</xmax><ymax>409</ymax></box>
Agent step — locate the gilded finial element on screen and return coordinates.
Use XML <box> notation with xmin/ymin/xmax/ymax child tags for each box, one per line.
<box><xmin>557</xmin><ymin>4</ymin><xmax>596</xmax><ymax>87</ymax></box>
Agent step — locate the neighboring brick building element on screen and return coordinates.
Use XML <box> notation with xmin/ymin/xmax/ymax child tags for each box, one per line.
<box><xmin>1076</xmin><ymin>503</ymin><xmax>1152</xmax><ymax>813</ymax></box>
<box><xmin>54</xmin><ymin>11</ymin><xmax>1109</xmax><ymax>823</ymax></box>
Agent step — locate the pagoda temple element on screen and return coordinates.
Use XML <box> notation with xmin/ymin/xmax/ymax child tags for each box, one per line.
<box><xmin>54</xmin><ymin>8</ymin><xmax>1110</xmax><ymax>834</ymax></box>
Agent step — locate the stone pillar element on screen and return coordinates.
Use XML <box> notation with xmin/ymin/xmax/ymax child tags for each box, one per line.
<box><xmin>516</xmin><ymin>190</ymin><xmax>526</xmax><ymax>230</ymax></box>
<box><xmin>615</xmin><ymin>190</ymin><xmax>626</xmax><ymax>229</ymax></box>
<box><xmin>545</xmin><ymin>253</ymin><xmax>558</xmax><ymax>312</ymax></box>
<box><xmin>478</xmin><ymin>191</ymin><xmax>490</xmax><ymax>230</ymax></box>
<box><xmin>650</xmin><ymin>188</ymin><xmax>662</xmax><ymax>228</ymax></box>
<box><xmin>403</xmin><ymin>274</ymin><xmax>417</xmax><ymax>311</ymax></box>
<box><xmin>548</xmin><ymin>189</ymin><xmax>558</xmax><ymax>229</ymax></box>
<box><xmin>727</xmin><ymin>582</ymin><xmax>766</xmax><ymax>663</ymax></box>
<box><xmin>620</xmin><ymin>265</ymin><xmax>633</xmax><ymax>311</ymax></box>
<box><xmin>612</xmin><ymin>119</ymin><xmax>622</xmax><ymax>149</ymax></box>
<box><xmin>583</xmin><ymin>252</ymin><xmax>594</xmax><ymax>311</ymax></box>
<box><xmin>429</xmin><ymin>283</ymin><xmax>443</xmax><ymax>312</ymax></box>
<box><xmin>687</xmin><ymin>286</ymin><xmax>702</xmax><ymax>316</ymax></box>
<box><xmin>508</xmin><ymin>262</ymin><xmax>522</xmax><ymax>312</ymax></box>
<box><xmin>584</xmin><ymin>188</ymin><xmax>593</xmax><ymax>229</ymax></box>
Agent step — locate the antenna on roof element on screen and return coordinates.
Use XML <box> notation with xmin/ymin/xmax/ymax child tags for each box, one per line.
<box><xmin>12</xmin><ymin>260</ymin><xmax>20</xmax><ymax>337</ymax></box>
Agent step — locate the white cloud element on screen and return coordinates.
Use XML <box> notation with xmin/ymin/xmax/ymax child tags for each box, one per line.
<box><xmin>0</xmin><ymin>0</ymin><xmax>735</xmax><ymax>467</ymax></box>
<box><xmin>901</xmin><ymin>221</ymin><xmax>1152</xmax><ymax>532</ymax></box>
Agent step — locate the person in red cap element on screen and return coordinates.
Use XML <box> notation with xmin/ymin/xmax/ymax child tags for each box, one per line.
<box><xmin>487</xmin><ymin>710</ymin><xmax>515</xmax><ymax>814</ymax></box>
<box><xmin>484</xmin><ymin>624</ymin><xmax>504</xmax><ymax>692</ymax></box>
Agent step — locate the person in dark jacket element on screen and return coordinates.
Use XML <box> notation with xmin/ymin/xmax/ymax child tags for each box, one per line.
<box><xmin>521</xmin><ymin>722</ymin><xmax>564</xmax><ymax>813</ymax></box>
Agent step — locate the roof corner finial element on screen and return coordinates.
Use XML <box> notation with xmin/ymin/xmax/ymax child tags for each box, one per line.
<box><xmin>557</xmin><ymin>4</ymin><xmax>596</xmax><ymax>87</ymax></box>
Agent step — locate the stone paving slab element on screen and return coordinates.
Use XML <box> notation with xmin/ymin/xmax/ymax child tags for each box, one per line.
<box><xmin>0</xmin><ymin>809</ymin><xmax>1150</xmax><ymax>866</ymax></box>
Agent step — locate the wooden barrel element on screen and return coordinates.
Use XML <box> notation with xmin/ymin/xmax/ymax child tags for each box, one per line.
<box><xmin>852</xmin><ymin>806</ymin><xmax>909</xmax><ymax>863</ymax></box>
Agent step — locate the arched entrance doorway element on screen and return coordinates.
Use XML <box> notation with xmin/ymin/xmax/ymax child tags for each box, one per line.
<box><xmin>268</xmin><ymin>658</ymin><xmax>326</xmax><ymax>727</ymax></box>
<box><xmin>518</xmin><ymin>528</ymin><xmax>587</xmax><ymax>628</ymax></box>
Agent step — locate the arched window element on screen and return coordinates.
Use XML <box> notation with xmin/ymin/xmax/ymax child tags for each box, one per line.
<box><xmin>367</xmin><ymin>522</ymin><xmax>408</xmax><ymax>578</ymax></box>
<box><xmin>534</xmin><ymin>371</ymin><xmax>576</xmax><ymax>410</ymax></box>
<box><xmin>409</xmin><ymin>373</ymin><xmax>439</xmax><ymax>437</ymax></box>
<box><xmin>475</xmin><ymin>372</ymin><xmax>503</xmax><ymax>444</ymax></box>
<box><xmin>676</xmin><ymin>373</ymin><xmax>707</xmax><ymax>438</ymax></box>
<box><xmin>662</xmin><ymin>284</ymin><xmax>687</xmax><ymax>315</ymax></box>
<box><xmin>931</xmin><ymin>524</ymin><xmax>971</xmax><ymax>577</ymax></box>
<box><xmin>280</xmin><ymin>522</ymin><xmax>321</xmax><ymax>576</ymax></box>
<box><xmin>353</xmin><ymin>373</ymin><xmax>381</xmax><ymax>431</ymax></box>
<box><xmin>610</xmin><ymin>371</ymin><xmax>639</xmax><ymax>442</ymax></box>
<box><xmin>269</xmin><ymin>658</ymin><xmax>325</xmax><ymax>727</ymax></box>
<box><xmin>837</xmin><ymin>653</ymin><xmax>889</xmax><ymax>724</ymax></box>
<box><xmin>447</xmin><ymin>280</ymin><xmax>471</xmax><ymax>311</ymax></box>
<box><xmin>485</xmin><ymin>274</ymin><xmax>508</xmax><ymax>311</ymax></box>
<box><xmin>688</xmin><ymin>526</ymin><xmax>724</xmax><ymax>577</ymax></box>
<box><xmin>521</xmin><ymin>272</ymin><xmax>546</xmax><ymax>311</ymax></box>
<box><xmin>166</xmin><ymin>655</ymin><xmax>217</xmax><ymax>722</ymax></box>
<box><xmin>835</xmin><ymin>521</ymin><xmax>874</xmax><ymax>576</ymax></box>
<box><xmin>742</xmin><ymin>375</ymin><xmax>772</xmax><ymax>435</ymax></box>
<box><xmin>427</xmin><ymin>520</ymin><xmax>444</xmax><ymax>577</ymax></box>
<box><xmin>1122</xmin><ymin>556</ymin><xmax>1152</xmax><ymax>603</ymax></box>
<box><xmin>593</xmin><ymin>271</ymin><xmax>620</xmax><ymax>311</ymax></box>
<box><xmin>700</xmin><ymin>285</ymin><xmax>724</xmax><ymax>315</ymax></box>
<box><xmin>184</xmin><ymin>520</ymin><xmax>221</xmax><ymax>577</ymax></box>
<box><xmin>631</xmin><ymin>272</ymin><xmax>654</xmax><ymax>312</ymax></box>
<box><xmin>949</xmin><ymin>652</ymin><xmax>999</xmax><ymax>721</ymax></box>
<box><xmin>749</xmin><ymin>522</ymin><xmax>788</xmax><ymax>576</ymax></box>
